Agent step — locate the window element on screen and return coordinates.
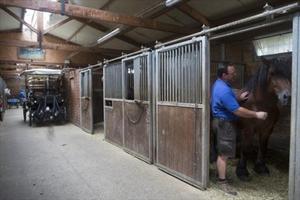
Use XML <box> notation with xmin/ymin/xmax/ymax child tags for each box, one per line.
<box><xmin>253</xmin><ymin>32</ymin><xmax>292</xmax><ymax>56</ymax></box>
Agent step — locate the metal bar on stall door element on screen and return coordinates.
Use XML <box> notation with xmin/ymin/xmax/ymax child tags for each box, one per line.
<box><xmin>171</xmin><ymin>49</ymin><xmax>175</xmax><ymax>102</ymax></box>
<box><xmin>162</xmin><ymin>52</ymin><xmax>166</xmax><ymax>101</ymax></box>
<box><xmin>188</xmin><ymin>44</ymin><xmax>192</xmax><ymax>103</ymax></box>
<box><xmin>166</xmin><ymin>51</ymin><xmax>169</xmax><ymax>102</ymax></box>
<box><xmin>191</xmin><ymin>43</ymin><xmax>195</xmax><ymax>104</ymax></box>
<box><xmin>184</xmin><ymin>45</ymin><xmax>188</xmax><ymax>103</ymax></box>
<box><xmin>180</xmin><ymin>46</ymin><xmax>183</xmax><ymax>103</ymax></box>
<box><xmin>175</xmin><ymin>48</ymin><xmax>178</xmax><ymax>103</ymax></box>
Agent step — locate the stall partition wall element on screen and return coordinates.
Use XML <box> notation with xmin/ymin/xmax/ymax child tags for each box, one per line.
<box><xmin>80</xmin><ymin>69</ymin><xmax>93</xmax><ymax>133</ymax></box>
<box><xmin>155</xmin><ymin>36</ymin><xmax>210</xmax><ymax>189</ymax></box>
<box><xmin>104</xmin><ymin>61</ymin><xmax>124</xmax><ymax>147</ymax></box>
<box><xmin>122</xmin><ymin>52</ymin><xmax>153</xmax><ymax>163</ymax></box>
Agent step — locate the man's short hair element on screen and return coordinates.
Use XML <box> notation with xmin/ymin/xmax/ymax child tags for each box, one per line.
<box><xmin>217</xmin><ymin>62</ymin><xmax>234</xmax><ymax>78</ymax></box>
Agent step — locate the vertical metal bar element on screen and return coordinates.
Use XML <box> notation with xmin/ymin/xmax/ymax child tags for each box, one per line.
<box><xmin>201</xmin><ymin>36</ymin><xmax>210</xmax><ymax>188</ymax></box>
<box><xmin>163</xmin><ymin>52</ymin><xmax>166</xmax><ymax>101</ymax></box>
<box><xmin>191</xmin><ymin>43</ymin><xmax>195</xmax><ymax>104</ymax></box>
<box><xmin>290</xmin><ymin>13</ymin><xmax>300</xmax><ymax>200</ymax></box>
<box><xmin>171</xmin><ymin>49</ymin><xmax>174</xmax><ymax>102</ymax></box>
<box><xmin>184</xmin><ymin>45</ymin><xmax>188</xmax><ymax>102</ymax></box>
<box><xmin>188</xmin><ymin>44</ymin><xmax>191</xmax><ymax>103</ymax></box>
<box><xmin>180</xmin><ymin>46</ymin><xmax>183</xmax><ymax>103</ymax></box>
<box><xmin>175</xmin><ymin>48</ymin><xmax>178</xmax><ymax>102</ymax></box>
<box><xmin>166</xmin><ymin>51</ymin><xmax>169</xmax><ymax>102</ymax></box>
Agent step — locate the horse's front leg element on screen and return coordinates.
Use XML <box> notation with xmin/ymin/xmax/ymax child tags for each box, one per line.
<box><xmin>236</xmin><ymin>129</ymin><xmax>253</xmax><ymax>181</ymax></box>
<box><xmin>254</xmin><ymin>107</ymin><xmax>279</xmax><ymax>175</ymax></box>
<box><xmin>253</xmin><ymin>128</ymin><xmax>273</xmax><ymax>175</ymax></box>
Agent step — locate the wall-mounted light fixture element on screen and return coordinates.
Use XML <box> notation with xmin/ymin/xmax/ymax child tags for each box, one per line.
<box><xmin>97</xmin><ymin>28</ymin><xmax>121</xmax><ymax>44</ymax></box>
<box><xmin>165</xmin><ymin>0</ymin><xmax>182</xmax><ymax>7</ymax></box>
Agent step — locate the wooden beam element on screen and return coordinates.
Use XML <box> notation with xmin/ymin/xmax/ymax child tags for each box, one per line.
<box><xmin>0</xmin><ymin>38</ymin><xmax>127</xmax><ymax>55</ymax></box>
<box><xmin>0</xmin><ymin>0</ymin><xmax>190</xmax><ymax>34</ymax></box>
<box><xmin>177</xmin><ymin>3</ymin><xmax>209</xmax><ymax>26</ymax></box>
<box><xmin>42</xmin><ymin>18</ymin><xmax>73</xmax><ymax>35</ymax></box>
<box><xmin>0</xmin><ymin>59</ymin><xmax>64</xmax><ymax>66</ymax></box>
<box><xmin>1</xmin><ymin>7</ymin><xmax>39</xmax><ymax>34</ymax></box>
<box><xmin>0</xmin><ymin>28</ymin><xmax>21</xmax><ymax>33</ymax></box>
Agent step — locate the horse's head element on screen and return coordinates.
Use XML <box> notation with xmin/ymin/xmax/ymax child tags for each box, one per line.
<box><xmin>265</xmin><ymin>58</ymin><xmax>291</xmax><ymax>106</ymax></box>
<box><xmin>245</xmin><ymin>58</ymin><xmax>291</xmax><ymax>106</ymax></box>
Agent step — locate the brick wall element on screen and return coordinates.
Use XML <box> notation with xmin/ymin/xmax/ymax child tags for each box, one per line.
<box><xmin>64</xmin><ymin>69</ymin><xmax>81</xmax><ymax>126</ymax></box>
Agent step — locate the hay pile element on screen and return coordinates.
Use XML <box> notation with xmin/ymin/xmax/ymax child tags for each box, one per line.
<box><xmin>204</xmin><ymin>153</ymin><xmax>288</xmax><ymax>200</ymax></box>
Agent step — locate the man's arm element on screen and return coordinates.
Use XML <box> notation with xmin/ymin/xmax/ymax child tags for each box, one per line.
<box><xmin>234</xmin><ymin>107</ymin><xmax>267</xmax><ymax>120</ymax></box>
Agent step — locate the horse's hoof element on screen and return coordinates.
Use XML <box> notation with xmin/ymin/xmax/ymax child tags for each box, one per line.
<box><xmin>254</xmin><ymin>162</ymin><xmax>270</xmax><ymax>175</ymax></box>
<box><xmin>238</xmin><ymin>175</ymin><xmax>252</xmax><ymax>182</ymax></box>
<box><xmin>236</xmin><ymin>167</ymin><xmax>250</xmax><ymax>181</ymax></box>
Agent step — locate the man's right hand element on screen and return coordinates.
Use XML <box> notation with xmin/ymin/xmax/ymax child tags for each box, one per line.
<box><xmin>255</xmin><ymin>112</ymin><xmax>268</xmax><ymax>120</ymax></box>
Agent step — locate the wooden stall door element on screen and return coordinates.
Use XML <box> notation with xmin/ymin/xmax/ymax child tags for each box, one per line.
<box><xmin>80</xmin><ymin>69</ymin><xmax>93</xmax><ymax>133</ymax></box>
<box><xmin>104</xmin><ymin>62</ymin><xmax>124</xmax><ymax>147</ymax></box>
<box><xmin>155</xmin><ymin>37</ymin><xmax>210</xmax><ymax>189</ymax></box>
<box><xmin>123</xmin><ymin>54</ymin><xmax>152</xmax><ymax>163</ymax></box>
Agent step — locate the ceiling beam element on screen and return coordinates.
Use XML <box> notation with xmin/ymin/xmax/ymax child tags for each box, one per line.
<box><xmin>0</xmin><ymin>59</ymin><xmax>65</xmax><ymax>66</ymax></box>
<box><xmin>42</xmin><ymin>18</ymin><xmax>73</xmax><ymax>35</ymax></box>
<box><xmin>0</xmin><ymin>0</ymin><xmax>190</xmax><ymax>34</ymax></box>
<box><xmin>0</xmin><ymin>38</ymin><xmax>127</xmax><ymax>55</ymax></box>
<box><xmin>177</xmin><ymin>3</ymin><xmax>209</xmax><ymax>26</ymax></box>
<box><xmin>0</xmin><ymin>28</ymin><xmax>21</xmax><ymax>33</ymax></box>
<box><xmin>1</xmin><ymin>7</ymin><xmax>39</xmax><ymax>34</ymax></box>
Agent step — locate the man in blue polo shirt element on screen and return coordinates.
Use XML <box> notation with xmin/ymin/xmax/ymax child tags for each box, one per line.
<box><xmin>211</xmin><ymin>62</ymin><xmax>268</xmax><ymax>196</ymax></box>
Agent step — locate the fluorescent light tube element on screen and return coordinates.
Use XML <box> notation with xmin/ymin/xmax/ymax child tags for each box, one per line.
<box><xmin>97</xmin><ymin>28</ymin><xmax>121</xmax><ymax>44</ymax></box>
<box><xmin>165</xmin><ymin>0</ymin><xmax>182</xmax><ymax>7</ymax></box>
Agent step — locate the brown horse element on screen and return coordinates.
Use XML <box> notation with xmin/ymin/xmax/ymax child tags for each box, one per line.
<box><xmin>236</xmin><ymin>58</ymin><xmax>291</xmax><ymax>180</ymax></box>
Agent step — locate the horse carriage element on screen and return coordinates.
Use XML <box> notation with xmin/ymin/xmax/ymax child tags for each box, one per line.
<box><xmin>21</xmin><ymin>69</ymin><xmax>67</xmax><ymax>126</ymax></box>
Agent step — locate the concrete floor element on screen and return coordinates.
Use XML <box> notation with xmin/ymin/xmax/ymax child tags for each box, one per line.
<box><xmin>0</xmin><ymin>109</ymin><xmax>224</xmax><ymax>200</ymax></box>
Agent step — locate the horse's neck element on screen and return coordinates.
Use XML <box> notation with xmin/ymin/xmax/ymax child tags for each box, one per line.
<box><xmin>246</xmin><ymin>90</ymin><xmax>278</xmax><ymax>109</ymax></box>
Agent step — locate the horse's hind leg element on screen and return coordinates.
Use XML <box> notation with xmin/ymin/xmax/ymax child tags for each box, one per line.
<box><xmin>236</xmin><ymin>129</ymin><xmax>253</xmax><ymax>181</ymax></box>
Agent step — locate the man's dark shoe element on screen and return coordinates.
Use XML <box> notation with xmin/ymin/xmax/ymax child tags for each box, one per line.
<box><xmin>217</xmin><ymin>179</ymin><xmax>238</xmax><ymax>196</ymax></box>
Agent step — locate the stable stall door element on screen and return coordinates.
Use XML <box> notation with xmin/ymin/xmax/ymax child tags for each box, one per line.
<box><xmin>122</xmin><ymin>53</ymin><xmax>153</xmax><ymax>163</ymax></box>
<box><xmin>155</xmin><ymin>36</ymin><xmax>210</xmax><ymax>189</ymax></box>
<box><xmin>80</xmin><ymin>69</ymin><xmax>93</xmax><ymax>133</ymax></box>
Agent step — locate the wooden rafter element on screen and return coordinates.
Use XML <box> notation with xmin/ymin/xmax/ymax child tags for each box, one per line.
<box><xmin>0</xmin><ymin>38</ymin><xmax>127</xmax><ymax>55</ymax></box>
<box><xmin>0</xmin><ymin>0</ymin><xmax>190</xmax><ymax>34</ymax></box>
<box><xmin>177</xmin><ymin>3</ymin><xmax>209</xmax><ymax>26</ymax></box>
<box><xmin>0</xmin><ymin>28</ymin><xmax>21</xmax><ymax>33</ymax></box>
<box><xmin>42</xmin><ymin>18</ymin><xmax>73</xmax><ymax>35</ymax></box>
<box><xmin>66</xmin><ymin>0</ymin><xmax>116</xmax><ymax>44</ymax></box>
<box><xmin>1</xmin><ymin>7</ymin><xmax>39</xmax><ymax>34</ymax></box>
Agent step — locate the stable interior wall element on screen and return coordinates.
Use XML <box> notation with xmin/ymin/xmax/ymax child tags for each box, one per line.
<box><xmin>0</xmin><ymin>32</ymin><xmax>101</xmax><ymax>66</ymax></box>
<box><xmin>64</xmin><ymin>69</ymin><xmax>81</xmax><ymax>126</ymax></box>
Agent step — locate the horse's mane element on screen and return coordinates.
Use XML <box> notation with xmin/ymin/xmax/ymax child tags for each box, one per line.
<box><xmin>244</xmin><ymin>58</ymin><xmax>291</xmax><ymax>94</ymax></box>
